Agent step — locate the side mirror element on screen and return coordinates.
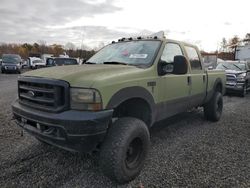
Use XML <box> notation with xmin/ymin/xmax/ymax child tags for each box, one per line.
<box><xmin>172</xmin><ymin>55</ymin><xmax>188</xmax><ymax>74</ymax></box>
<box><xmin>158</xmin><ymin>55</ymin><xmax>188</xmax><ymax>75</ymax></box>
<box><xmin>82</xmin><ymin>59</ymin><xmax>87</xmax><ymax>64</ymax></box>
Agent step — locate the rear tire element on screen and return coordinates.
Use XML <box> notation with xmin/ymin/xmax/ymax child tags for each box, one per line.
<box><xmin>99</xmin><ymin>117</ymin><xmax>150</xmax><ymax>184</ymax></box>
<box><xmin>204</xmin><ymin>91</ymin><xmax>223</xmax><ymax>122</ymax></box>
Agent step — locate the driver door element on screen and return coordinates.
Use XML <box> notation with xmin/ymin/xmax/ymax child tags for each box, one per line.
<box><xmin>156</xmin><ymin>42</ymin><xmax>191</xmax><ymax>121</ymax></box>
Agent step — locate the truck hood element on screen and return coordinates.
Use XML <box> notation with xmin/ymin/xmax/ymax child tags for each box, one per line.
<box><xmin>23</xmin><ymin>64</ymin><xmax>143</xmax><ymax>87</ymax></box>
<box><xmin>225</xmin><ymin>69</ymin><xmax>246</xmax><ymax>75</ymax></box>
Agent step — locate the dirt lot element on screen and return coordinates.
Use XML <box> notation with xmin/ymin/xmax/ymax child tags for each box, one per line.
<box><xmin>0</xmin><ymin>72</ymin><xmax>249</xmax><ymax>188</ymax></box>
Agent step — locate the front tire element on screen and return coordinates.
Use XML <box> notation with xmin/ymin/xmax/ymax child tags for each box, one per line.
<box><xmin>100</xmin><ymin>117</ymin><xmax>150</xmax><ymax>184</ymax></box>
<box><xmin>204</xmin><ymin>91</ymin><xmax>223</xmax><ymax>122</ymax></box>
<box><xmin>240</xmin><ymin>85</ymin><xmax>247</xmax><ymax>97</ymax></box>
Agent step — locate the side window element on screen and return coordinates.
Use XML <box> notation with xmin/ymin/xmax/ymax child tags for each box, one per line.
<box><xmin>185</xmin><ymin>46</ymin><xmax>202</xmax><ymax>70</ymax></box>
<box><xmin>161</xmin><ymin>43</ymin><xmax>183</xmax><ymax>63</ymax></box>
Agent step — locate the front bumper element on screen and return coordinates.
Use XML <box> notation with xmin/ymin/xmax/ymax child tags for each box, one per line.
<box><xmin>1</xmin><ymin>65</ymin><xmax>19</xmax><ymax>72</ymax></box>
<box><xmin>12</xmin><ymin>100</ymin><xmax>113</xmax><ymax>152</ymax></box>
<box><xmin>226</xmin><ymin>82</ymin><xmax>244</xmax><ymax>93</ymax></box>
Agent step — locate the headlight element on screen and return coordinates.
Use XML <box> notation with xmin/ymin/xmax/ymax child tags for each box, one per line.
<box><xmin>237</xmin><ymin>73</ymin><xmax>246</xmax><ymax>81</ymax></box>
<box><xmin>70</xmin><ymin>88</ymin><xmax>102</xmax><ymax>111</ymax></box>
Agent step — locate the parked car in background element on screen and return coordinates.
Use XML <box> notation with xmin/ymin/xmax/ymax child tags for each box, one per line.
<box><xmin>27</xmin><ymin>53</ymin><xmax>53</xmax><ymax>69</ymax></box>
<box><xmin>27</xmin><ymin>57</ymin><xmax>46</xmax><ymax>69</ymax></box>
<box><xmin>32</xmin><ymin>58</ymin><xmax>45</xmax><ymax>69</ymax></box>
<box><xmin>216</xmin><ymin>61</ymin><xmax>250</xmax><ymax>97</ymax></box>
<box><xmin>21</xmin><ymin>59</ymin><xmax>28</xmax><ymax>68</ymax></box>
<box><xmin>1</xmin><ymin>54</ymin><xmax>22</xmax><ymax>74</ymax></box>
<box><xmin>46</xmin><ymin>57</ymin><xmax>78</xmax><ymax>66</ymax></box>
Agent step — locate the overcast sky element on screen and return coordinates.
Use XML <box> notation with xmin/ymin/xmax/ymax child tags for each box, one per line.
<box><xmin>0</xmin><ymin>0</ymin><xmax>250</xmax><ymax>51</ymax></box>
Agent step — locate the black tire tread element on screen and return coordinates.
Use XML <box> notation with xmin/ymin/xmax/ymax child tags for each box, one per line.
<box><xmin>204</xmin><ymin>91</ymin><xmax>223</xmax><ymax>122</ymax></box>
<box><xmin>240</xmin><ymin>85</ymin><xmax>247</xmax><ymax>97</ymax></box>
<box><xmin>99</xmin><ymin>117</ymin><xmax>150</xmax><ymax>184</ymax></box>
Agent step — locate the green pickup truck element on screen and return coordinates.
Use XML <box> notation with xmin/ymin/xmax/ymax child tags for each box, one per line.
<box><xmin>12</xmin><ymin>34</ymin><xmax>226</xmax><ymax>183</ymax></box>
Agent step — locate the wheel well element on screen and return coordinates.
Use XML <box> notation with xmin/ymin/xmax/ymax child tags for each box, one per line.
<box><xmin>112</xmin><ymin>98</ymin><xmax>152</xmax><ymax>127</ymax></box>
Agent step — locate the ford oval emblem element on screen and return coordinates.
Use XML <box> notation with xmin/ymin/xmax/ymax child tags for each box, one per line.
<box><xmin>27</xmin><ymin>91</ymin><xmax>35</xmax><ymax>97</ymax></box>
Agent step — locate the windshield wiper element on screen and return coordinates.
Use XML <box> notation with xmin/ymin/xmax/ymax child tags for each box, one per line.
<box><xmin>103</xmin><ymin>61</ymin><xmax>130</xmax><ymax>65</ymax></box>
<box><xmin>84</xmin><ymin>62</ymin><xmax>96</xmax><ymax>64</ymax></box>
<box><xmin>232</xmin><ymin>64</ymin><xmax>242</xmax><ymax>70</ymax></box>
<box><xmin>221</xmin><ymin>64</ymin><xmax>229</xmax><ymax>69</ymax></box>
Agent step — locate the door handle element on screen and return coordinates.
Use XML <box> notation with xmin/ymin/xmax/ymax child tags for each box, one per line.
<box><xmin>203</xmin><ymin>75</ymin><xmax>206</xmax><ymax>83</ymax></box>
<box><xmin>187</xmin><ymin>76</ymin><xmax>191</xmax><ymax>85</ymax></box>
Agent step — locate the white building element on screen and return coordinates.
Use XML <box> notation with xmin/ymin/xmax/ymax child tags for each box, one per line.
<box><xmin>235</xmin><ymin>44</ymin><xmax>250</xmax><ymax>61</ymax></box>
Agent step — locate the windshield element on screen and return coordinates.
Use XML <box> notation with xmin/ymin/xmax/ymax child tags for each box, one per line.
<box><xmin>2</xmin><ymin>54</ymin><xmax>20</xmax><ymax>64</ymax></box>
<box><xmin>54</xmin><ymin>58</ymin><xmax>78</xmax><ymax>66</ymax></box>
<box><xmin>87</xmin><ymin>40</ymin><xmax>161</xmax><ymax>66</ymax></box>
<box><xmin>216</xmin><ymin>62</ymin><xmax>246</xmax><ymax>71</ymax></box>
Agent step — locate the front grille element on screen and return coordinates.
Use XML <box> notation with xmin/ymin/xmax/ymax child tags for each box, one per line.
<box><xmin>226</xmin><ymin>74</ymin><xmax>236</xmax><ymax>83</ymax></box>
<box><xmin>18</xmin><ymin>77</ymin><xmax>69</xmax><ymax>112</ymax></box>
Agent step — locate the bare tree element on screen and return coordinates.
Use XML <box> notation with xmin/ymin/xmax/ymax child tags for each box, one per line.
<box><xmin>65</xmin><ymin>42</ymin><xmax>76</xmax><ymax>57</ymax></box>
<box><xmin>65</xmin><ymin>42</ymin><xmax>76</xmax><ymax>50</ymax></box>
<box><xmin>93</xmin><ymin>42</ymin><xmax>105</xmax><ymax>51</ymax></box>
<box><xmin>228</xmin><ymin>35</ymin><xmax>241</xmax><ymax>52</ymax></box>
<box><xmin>38</xmin><ymin>40</ymin><xmax>47</xmax><ymax>46</ymax></box>
<box><xmin>220</xmin><ymin>38</ymin><xmax>228</xmax><ymax>52</ymax></box>
<box><xmin>38</xmin><ymin>40</ymin><xmax>47</xmax><ymax>54</ymax></box>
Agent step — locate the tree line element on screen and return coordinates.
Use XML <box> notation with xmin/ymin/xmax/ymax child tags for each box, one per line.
<box><xmin>219</xmin><ymin>33</ymin><xmax>250</xmax><ymax>52</ymax></box>
<box><xmin>1</xmin><ymin>34</ymin><xmax>249</xmax><ymax>60</ymax></box>
<box><xmin>0</xmin><ymin>41</ymin><xmax>96</xmax><ymax>60</ymax></box>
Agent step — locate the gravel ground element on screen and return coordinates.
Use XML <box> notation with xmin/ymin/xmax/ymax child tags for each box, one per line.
<box><xmin>0</xmin><ymin>72</ymin><xmax>249</xmax><ymax>188</ymax></box>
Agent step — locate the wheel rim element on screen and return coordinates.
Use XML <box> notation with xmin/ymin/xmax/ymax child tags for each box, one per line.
<box><xmin>125</xmin><ymin>138</ymin><xmax>143</xmax><ymax>169</ymax></box>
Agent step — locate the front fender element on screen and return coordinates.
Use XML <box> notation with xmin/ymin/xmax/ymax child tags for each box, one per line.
<box><xmin>106</xmin><ymin>86</ymin><xmax>156</xmax><ymax>122</ymax></box>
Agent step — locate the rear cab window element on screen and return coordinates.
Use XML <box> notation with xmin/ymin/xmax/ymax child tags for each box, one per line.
<box><xmin>185</xmin><ymin>46</ymin><xmax>202</xmax><ymax>71</ymax></box>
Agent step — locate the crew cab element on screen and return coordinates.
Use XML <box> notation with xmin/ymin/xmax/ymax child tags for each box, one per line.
<box><xmin>216</xmin><ymin>61</ymin><xmax>250</xmax><ymax>97</ymax></box>
<box><xmin>12</xmin><ymin>33</ymin><xmax>226</xmax><ymax>184</ymax></box>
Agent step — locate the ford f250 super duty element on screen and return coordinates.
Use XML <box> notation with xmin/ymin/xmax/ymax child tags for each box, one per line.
<box><xmin>12</xmin><ymin>33</ymin><xmax>226</xmax><ymax>184</ymax></box>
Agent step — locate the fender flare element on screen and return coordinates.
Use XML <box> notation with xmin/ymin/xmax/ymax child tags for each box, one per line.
<box><xmin>213</xmin><ymin>77</ymin><xmax>224</xmax><ymax>94</ymax></box>
<box><xmin>205</xmin><ymin>77</ymin><xmax>224</xmax><ymax>104</ymax></box>
<box><xmin>106</xmin><ymin>86</ymin><xmax>156</xmax><ymax>124</ymax></box>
